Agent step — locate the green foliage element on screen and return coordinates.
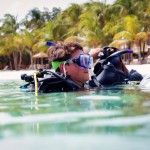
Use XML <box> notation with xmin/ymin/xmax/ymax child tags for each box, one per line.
<box><xmin>0</xmin><ymin>0</ymin><xmax>150</xmax><ymax>68</ymax></box>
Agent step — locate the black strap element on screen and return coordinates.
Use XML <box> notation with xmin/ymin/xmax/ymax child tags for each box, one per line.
<box><xmin>46</xmin><ymin>70</ymin><xmax>81</xmax><ymax>89</ymax></box>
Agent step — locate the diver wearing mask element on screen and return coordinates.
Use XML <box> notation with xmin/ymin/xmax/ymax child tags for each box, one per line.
<box><xmin>21</xmin><ymin>42</ymin><xmax>94</xmax><ymax>93</ymax></box>
<box><xmin>20</xmin><ymin>43</ymin><xmax>143</xmax><ymax>93</ymax></box>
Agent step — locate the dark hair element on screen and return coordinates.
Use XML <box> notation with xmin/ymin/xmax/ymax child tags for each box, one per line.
<box><xmin>47</xmin><ymin>42</ymin><xmax>83</xmax><ymax>61</ymax></box>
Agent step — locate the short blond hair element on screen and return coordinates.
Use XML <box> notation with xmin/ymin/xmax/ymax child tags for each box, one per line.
<box><xmin>47</xmin><ymin>42</ymin><xmax>83</xmax><ymax>61</ymax></box>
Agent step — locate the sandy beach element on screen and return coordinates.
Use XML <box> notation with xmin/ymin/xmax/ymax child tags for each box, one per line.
<box><xmin>0</xmin><ymin>64</ymin><xmax>150</xmax><ymax>80</ymax></box>
<box><xmin>126</xmin><ymin>64</ymin><xmax>150</xmax><ymax>76</ymax></box>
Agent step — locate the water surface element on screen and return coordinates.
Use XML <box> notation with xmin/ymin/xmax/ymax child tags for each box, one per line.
<box><xmin>0</xmin><ymin>80</ymin><xmax>150</xmax><ymax>150</ymax></box>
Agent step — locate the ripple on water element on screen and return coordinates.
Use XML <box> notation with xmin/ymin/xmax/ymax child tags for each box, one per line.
<box><xmin>76</xmin><ymin>95</ymin><xmax>121</xmax><ymax>100</ymax></box>
<box><xmin>0</xmin><ymin>110</ymin><xmax>121</xmax><ymax>125</ymax></box>
<box><xmin>82</xmin><ymin>114</ymin><xmax>150</xmax><ymax>127</ymax></box>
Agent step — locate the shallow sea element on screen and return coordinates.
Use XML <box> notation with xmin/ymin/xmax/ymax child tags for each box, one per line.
<box><xmin>0</xmin><ymin>79</ymin><xmax>150</xmax><ymax>150</ymax></box>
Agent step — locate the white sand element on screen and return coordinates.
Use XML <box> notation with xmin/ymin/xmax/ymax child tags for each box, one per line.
<box><xmin>0</xmin><ymin>70</ymin><xmax>36</xmax><ymax>80</ymax></box>
<box><xmin>0</xmin><ymin>64</ymin><xmax>150</xmax><ymax>80</ymax></box>
<box><xmin>126</xmin><ymin>64</ymin><xmax>150</xmax><ymax>77</ymax></box>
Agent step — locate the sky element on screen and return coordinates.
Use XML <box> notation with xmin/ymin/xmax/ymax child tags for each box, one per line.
<box><xmin>0</xmin><ymin>0</ymin><xmax>115</xmax><ymax>21</ymax></box>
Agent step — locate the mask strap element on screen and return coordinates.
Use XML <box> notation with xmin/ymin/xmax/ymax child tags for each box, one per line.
<box><xmin>63</xmin><ymin>62</ymin><xmax>67</xmax><ymax>77</ymax></box>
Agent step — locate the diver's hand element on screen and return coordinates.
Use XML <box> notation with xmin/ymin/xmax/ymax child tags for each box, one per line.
<box><xmin>89</xmin><ymin>48</ymin><xmax>103</xmax><ymax>60</ymax></box>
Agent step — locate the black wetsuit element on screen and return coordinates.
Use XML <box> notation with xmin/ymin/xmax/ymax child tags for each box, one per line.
<box><xmin>20</xmin><ymin>62</ymin><xmax>143</xmax><ymax>93</ymax></box>
<box><xmin>20</xmin><ymin>71</ymin><xmax>82</xmax><ymax>93</ymax></box>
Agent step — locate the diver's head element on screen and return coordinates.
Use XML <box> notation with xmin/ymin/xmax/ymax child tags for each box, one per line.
<box><xmin>98</xmin><ymin>46</ymin><xmax>118</xmax><ymax>60</ymax></box>
<box><xmin>47</xmin><ymin>42</ymin><xmax>93</xmax><ymax>86</ymax></box>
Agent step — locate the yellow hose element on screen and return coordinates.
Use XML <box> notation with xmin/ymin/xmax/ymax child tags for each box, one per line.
<box><xmin>34</xmin><ymin>72</ymin><xmax>38</xmax><ymax>96</ymax></box>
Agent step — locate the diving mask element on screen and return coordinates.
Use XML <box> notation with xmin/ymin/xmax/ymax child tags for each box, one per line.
<box><xmin>66</xmin><ymin>54</ymin><xmax>93</xmax><ymax>69</ymax></box>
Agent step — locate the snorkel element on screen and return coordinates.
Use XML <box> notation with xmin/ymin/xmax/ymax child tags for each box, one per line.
<box><xmin>98</xmin><ymin>48</ymin><xmax>133</xmax><ymax>64</ymax></box>
<box><xmin>46</xmin><ymin>41</ymin><xmax>56</xmax><ymax>46</ymax></box>
<box><xmin>106</xmin><ymin>49</ymin><xmax>133</xmax><ymax>61</ymax></box>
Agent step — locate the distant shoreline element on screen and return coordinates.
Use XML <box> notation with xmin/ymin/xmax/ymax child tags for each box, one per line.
<box><xmin>126</xmin><ymin>64</ymin><xmax>150</xmax><ymax>77</ymax></box>
<box><xmin>0</xmin><ymin>64</ymin><xmax>150</xmax><ymax>80</ymax></box>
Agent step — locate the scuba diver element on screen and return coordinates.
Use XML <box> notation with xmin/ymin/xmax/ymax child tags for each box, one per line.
<box><xmin>20</xmin><ymin>42</ymin><xmax>93</xmax><ymax>93</ymax></box>
<box><xmin>93</xmin><ymin>46</ymin><xmax>143</xmax><ymax>85</ymax></box>
<box><xmin>20</xmin><ymin>42</ymin><xmax>143</xmax><ymax>93</ymax></box>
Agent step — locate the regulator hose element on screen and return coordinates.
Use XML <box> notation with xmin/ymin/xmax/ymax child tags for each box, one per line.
<box><xmin>34</xmin><ymin>72</ymin><xmax>38</xmax><ymax>96</ymax></box>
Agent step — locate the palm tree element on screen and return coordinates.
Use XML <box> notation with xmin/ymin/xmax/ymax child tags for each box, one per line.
<box><xmin>78</xmin><ymin>1</ymin><xmax>109</xmax><ymax>47</ymax></box>
<box><xmin>83</xmin><ymin>1</ymin><xmax>107</xmax><ymax>29</ymax></box>
<box><xmin>50</xmin><ymin>7</ymin><xmax>62</xmax><ymax>21</ymax></box>
<box><xmin>41</xmin><ymin>20</ymin><xmax>69</xmax><ymax>42</ymax></box>
<box><xmin>134</xmin><ymin>0</ymin><xmax>149</xmax><ymax>33</ymax></box>
<box><xmin>64</xmin><ymin>36</ymin><xmax>84</xmax><ymax>43</ymax></box>
<box><xmin>23</xmin><ymin>8</ymin><xmax>45</xmax><ymax>31</ymax></box>
<box><xmin>113</xmin><ymin>15</ymin><xmax>140</xmax><ymax>42</ymax></box>
<box><xmin>78</xmin><ymin>10</ymin><xmax>103</xmax><ymax>47</ymax></box>
<box><xmin>0</xmin><ymin>36</ymin><xmax>10</xmax><ymax>68</ymax></box>
<box><xmin>112</xmin><ymin>0</ymin><xmax>150</xmax><ymax>31</ymax></box>
<box><xmin>0</xmin><ymin>35</ymin><xmax>16</xmax><ymax>70</ymax></box>
<box><xmin>135</xmin><ymin>32</ymin><xmax>147</xmax><ymax>63</ymax></box>
<box><xmin>22</xmin><ymin>29</ymin><xmax>39</xmax><ymax>67</ymax></box>
<box><xmin>146</xmin><ymin>32</ymin><xmax>150</xmax><ymax>56</ymax></box>
<box><xmin>112</xmin><ymin>0</ymin><xmax>143</xmax><ymax>16</ymax></box>
<box><xmin>0</xmin><ymin>14</ymin><xmax>20</xmax><ymax>69</ymax></box>
<box><xmin>57</xmin><ymin>3</ymin><xmax>83</xmax><ymax>36</ymax></box>
<box><xmin>0</xmin><ymin>14</ymin><xmax>19</xmax><ymax>35</ymax></box>
<box><xmin>13</xmin><ymin>34</ymin><xmax>25</xmax><ymax>70</ymax></box>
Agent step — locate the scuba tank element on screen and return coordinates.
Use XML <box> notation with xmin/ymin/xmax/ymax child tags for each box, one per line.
<box><xmin>20</xmin><ymin>69</ymin><xmax>81</xmax><ymax>93</ymax></box>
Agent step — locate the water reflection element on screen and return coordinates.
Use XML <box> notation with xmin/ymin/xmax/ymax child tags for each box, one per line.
<box><xmin>0</xmin><ymin>80</ymin><xmax>150</xmax><ymax>149</ymax></box>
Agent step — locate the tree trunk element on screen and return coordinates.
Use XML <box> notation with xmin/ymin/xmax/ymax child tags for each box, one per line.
<box><xmin>29</xmin><ymin>49</ymin><xmax>33</xmax><ymax>69</ymax></box>
<box><xmin>12</xmin><ymin>51</ymin><xmax>16</xmax><ymax>70</ymax></box>
<box><xmin>147</xmin><ymin>37</ymin><xmax>150</xmax><ymax>56</ymax></box>
<box><xmin>148</xmin><ymin>48</ymin><xmax>150</xmax><ymax>56</ymax></box>
<box><xmin>142</xmin><ymin>42</ymin><xmax>146</xmax><ymax>63</ymax></box>
<box><xmin>18</xmin><ymin>50</ymin><xmax>22</xmax><ymax>70</ymax></box>
<box><xmin>8</xmin><ymin>56</ymin><xmax>13</xmax><ymax>70</ymax></box>
<box><xmin>12</xmin><ymin>50</ymin><xmax>19</xmax><ymax>70</ymax></box>
<box><xmin>138</xmin><ymin>40</ymin><xmax>142</xmax><ymax>64</ymax></box>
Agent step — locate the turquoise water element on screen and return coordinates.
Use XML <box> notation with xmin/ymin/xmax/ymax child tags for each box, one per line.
<box><xmin>0</xmin><ymin>80</ymin><xmax>150</xmax><ymax>150</ymax></box>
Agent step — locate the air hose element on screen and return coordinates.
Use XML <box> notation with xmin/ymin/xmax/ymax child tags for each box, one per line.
<box><xmin>34</xmin><ymin>72</ymin><xmax>38</xmax><ymax>96</ymax></box>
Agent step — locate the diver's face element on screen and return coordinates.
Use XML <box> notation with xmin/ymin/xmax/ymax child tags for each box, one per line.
<box><xmin>65</xmin><ymin>50</ymin><xmax>90</xmax><ymax>86</ymax></box>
